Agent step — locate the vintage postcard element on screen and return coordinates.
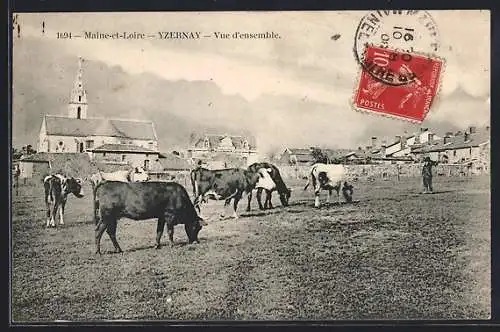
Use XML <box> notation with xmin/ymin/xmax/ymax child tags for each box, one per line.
<box><xmin>10</xmin><ymin>11</ymin><xmax>490</xmax><ymax>322</ymax></box>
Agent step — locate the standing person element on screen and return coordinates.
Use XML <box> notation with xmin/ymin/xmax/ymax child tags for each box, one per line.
<box><xmin>422</xmin><ymin>156</ymin><xmax>438</xmax><ymax>194</ymax></box>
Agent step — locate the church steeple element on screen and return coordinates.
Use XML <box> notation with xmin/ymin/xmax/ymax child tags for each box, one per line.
<box><xmin>68</xmin><ymin>56</ymin><xmax>88</xmax><ymax>119</ymax></box>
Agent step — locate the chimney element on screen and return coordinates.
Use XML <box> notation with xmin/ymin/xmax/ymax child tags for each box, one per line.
<box><xmin>428</xmin><ymin>133</ymin><xmax>435</xmax><ymax>145</ymax></box>
<box><xmin>420</xmin><ymin>127</ymin><xmax>428</xmax><ymax>133</ymax></box>
<box><xmin>380</xmin><ymin>144</ymin><xmax>387</xmax><ymax>157</ymax></box>
<box><xmin>395</xmin><ymin>135</ymin><xmax>402</xmax><ymax>143</ymax></box>
<box><xmin>415</xmin><ymin>135</ymin><xmax>420</xmax><ymax>144</ymax></box>
<box><xmin>443</xmin><ymin>136</ymin><xmax>451</xmax><ymax>144</ymax></box>
<box><xmin>371</xmin><ymin>136</ymin><xmax>378</xmax><ymax>149</ymax></box>
<box><xmin>464</xmin><ymin>131</ymin><xmax>470</xmax><ymax>142</ymax></box>
<box><xmin>401</xmin><ymin>133</ymin><xmax>407</xmax><ymax>149</ymax></box>
<box><xmin>445</xmin><ymin>131</ymin><xmax>454</xmax><ymax>137</ymax></box>
<box><xmin>468</xmin><ymin>126</ymin><xmax>477</xmax><ymax>134</ymax></box>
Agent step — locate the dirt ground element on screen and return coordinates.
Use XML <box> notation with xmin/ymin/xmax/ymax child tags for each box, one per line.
<box><xmin>11</xmin><ymin>175</ymin><xmax>490</xmax><ymax>321</ymax></box>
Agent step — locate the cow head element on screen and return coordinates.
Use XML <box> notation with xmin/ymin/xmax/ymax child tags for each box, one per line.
<box><xmin>187</xmin><ymin>216</ymin><xmax>204</xmax><ymax>244</ymax></box>
<box><xmin>66</xmin><ymin>177</ymin><xmax>85</xmax><ymax>198</ymax></box>
<box><xmin>279</xmin><ymin>187</ymin><xmax>292</xmax><ymax>207</ymax></box>
<box><xmin>342</xmin><ymin>182</ymin><xmax>354</xmax><ymax>202</ymax></box>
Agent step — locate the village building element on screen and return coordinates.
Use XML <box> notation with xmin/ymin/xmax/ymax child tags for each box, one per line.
<box><xmin>187</xmin><ymin>133</ymin><xmax>258</xmax><ymax>167</ymax></box>
<box><xmin>36</xmin><ymin>57</ymin><xmax>159</xmax><ymax>170</ymax></box>
<box><xmin>413</xmin><ymin>126</ymin><xmax>490</xmax><ymax>170</ymax></box>
<box><xmin>278</xmin><ymin>148</ymin><xmax>315</xmax><ymax>166</ymax></box>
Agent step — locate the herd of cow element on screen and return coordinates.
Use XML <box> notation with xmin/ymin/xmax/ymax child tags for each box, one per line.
<box><xmin>41</xmin><ymin>162</ymin><xmax>355</xmax><ymax>255</ymax></box>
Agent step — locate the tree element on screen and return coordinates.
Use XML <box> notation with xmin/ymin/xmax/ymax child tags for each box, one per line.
<box><xmin>310</xmin><ymin>148</ymin><xmax>329</xmax><ymax>164</ymax></box>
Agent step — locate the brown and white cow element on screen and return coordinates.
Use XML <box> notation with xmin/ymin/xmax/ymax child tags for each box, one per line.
<box><xmin>190</xmin><ymin>167</ymin><xmax>261</xmax><ymax>219</ymax></box>
<box><xmin>304</xmin><ymin>163</ymin><xmax>354</xmax><ymax>208</ymax></box>
<box><xmin>246</xmin><ymin>162</ymin><xmax>291</xmax><ymax>211</ymax></box>
<box><xmin>43</xmin><ymin>174</ymin><xmax>85</xmax><ymax>227</ymax></box>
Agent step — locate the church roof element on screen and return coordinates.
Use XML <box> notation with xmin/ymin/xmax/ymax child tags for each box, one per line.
<box><xmin>44</xmin><ymin>115</ymin><xmax>157</xmax><ymax>140</ymax></box>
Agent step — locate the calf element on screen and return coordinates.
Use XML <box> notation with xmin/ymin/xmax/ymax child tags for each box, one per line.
<box><xmin>246</xmin><ymin>162</ymin><xmax>291</xmax><ymax>211</ymax></box>
<box><xmin>43</xmin><ymin>174</ymin><xmax>85</xmax><ymax>227</ymax></box>
<box><xmin>94</xmin><ymin>181</ymin><xmax>203</xmax><ymax>254</ymax></box>
<box><xmin>190</xmin><ymin>167</ymin><xmax>260</xmax><ymax>219</ymax></box>
<box><xmin>304</xmin><ymin>163</ymin><xmax>354</xmax><ymax>208</ymax></box>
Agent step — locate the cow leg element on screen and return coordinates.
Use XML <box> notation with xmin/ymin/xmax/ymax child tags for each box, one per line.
<box><xmin>336</xmin><ymin>185</ymin><xmax>341</xmax><ymax>205</ymax></box>
<box><xmin>155</xmin><ymin>216</ymin><xmax>166</xmax><ymax>249</ymax></box>
<box><xmin>95</xmin><ymin>221</ymin><xmax>107</xmax><ymax>255</ymax></box>
<box><xmin>167</xmin><ymin>224</ymin><xmax>175</xmax><ymax>247</ymax></box>
<box><xmin>265</xmin><ymin>190</ymin><xmax>273</xmax><ymax>209</ymax></box>
<box><xmin>45</xmin><ymin>200</ymin><xmax>52</xmax><ymax>228</ymax></box>
<box><xmin>256</xmin><ymin>188</ymin><xmax>264</xmax><ymax>210</ymax></box>
<box><xmin>105</xmin><ymin>219</ymin><xmax>122</xmax><ymax>253</ymax></box>
<box><xmin>314</xmin><ymin>186</ymin><xmax>321</xmax><ymax>208</ymax></box>
<box><xmin>50</xmin><ymin>201</ymin><xmax>59</xmax><ymax>227</ymax></box>
<box><xmin>246</xmin><ymin>190</ymin><xmax>252</xmax><ymax>212</ymax></box>
<box><xmin>267</xmin><ymin>191</ymin><xmax>274</xmax><ymax>209</ymax></box>
<box><xmin>59</xmin><ymin>197</ymin><xmax>67</xmax><ymax>225</ymax></box>
<box><xmin>232</xmin><ymin>193</ymin><xmax>242</xmax><ymax>219</ymax></box>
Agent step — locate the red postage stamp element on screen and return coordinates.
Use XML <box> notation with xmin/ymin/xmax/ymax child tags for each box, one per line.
<box><xmin>353</xmin><ymin>45</ymin><xmax>443</xmax><ymax>122</ymax></box>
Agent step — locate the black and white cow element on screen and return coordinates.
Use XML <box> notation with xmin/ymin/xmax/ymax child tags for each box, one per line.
<box><xmin>190</xmin><ymin>167</ymin><xmax>260</xmax><ymax>219</ymax></box>
<box><xmin>94</xmin><ymin>181</ymin><xmax>203</xmax><ymax>254</ymax></box>
<box><xmin>303</xmin><ymin>163</ymin><xmax>354</xmax><ymax>208</ymax></box>
<box><xmin>43</xmin><ymin>174</ymin><xmax>85</xmax><ymax>227</ymax></box>
<box><xmin>246</xmin><ymin>162</ymin><xmax>291</xmax><ymax>211</ymax></box>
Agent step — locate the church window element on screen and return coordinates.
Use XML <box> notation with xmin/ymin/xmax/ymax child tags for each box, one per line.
<box><xmin>122</xmin><ymin>155</ymin><xmax>126</xmax><ymax>162</ymax></box>
<box><xmin>78</xmin><ymin>96</ymin><xmax>81</xmax><ymax>102</ymax></box>
<box><xmin>77</xmin><ymin>107</ymin><xmax>81</xmax><ymax>119</ymax></box>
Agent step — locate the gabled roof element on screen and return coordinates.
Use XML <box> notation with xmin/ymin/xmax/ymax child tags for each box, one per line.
<box><xmin>189</xmin><ymin>133</ymin><xmax>257</xmax><ymax>150</ymax></box>
<box><xmin>90</xmin><ymin>144</ymin><xmax>158</xmax><ymax>153</ymax></box>
<box><xmin>43</xmin><ymin>115</ymin><xmax>157</xmax><ymax>140</ymax></box>
<box><xmin>285</xmin><ymin>148</ymin><xmax>312</xmax><ymax>155</ymax></box>
<box><xmin>414</xmin><ymin>128</ymin><xmax>490</xmax><ymax>153</ymax></box>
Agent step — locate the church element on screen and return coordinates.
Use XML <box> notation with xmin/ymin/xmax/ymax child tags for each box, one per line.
<box><xmin>36</xmin><ymin>57</ymin><xmax>161</xmax><ymax>170</ymax></box>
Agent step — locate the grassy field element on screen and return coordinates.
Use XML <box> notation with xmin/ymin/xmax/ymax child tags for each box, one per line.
<box><xmin>11</xmin><ymin>175</ymin><xmax>490</xmax><ymax>321</ymax></box>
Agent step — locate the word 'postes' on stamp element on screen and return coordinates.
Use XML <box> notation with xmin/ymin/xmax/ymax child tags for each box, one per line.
<box><xmin>353</xmin><ymin>46</ymin><xmax>443</xmax><ymax>123</ymax></box>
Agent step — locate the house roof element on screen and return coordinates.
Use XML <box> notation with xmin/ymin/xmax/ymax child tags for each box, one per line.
<box><xmin>413</xmin><ymin>128</ymin><xmax>490</xmax><ymax>153</ymax></box>
<box><xmin>90</xmin><ymin>144</ymin><xmax>158</xmax><ymax>153</ymax></box>
<box><xmin>19</xmin><ymin>152</ymin><xmax>96</xmax><ymax>177</ymax></box>
<box><xmin>44</xmin><ymin>115</ymin><xmax>157</xmax><ymax>140</ymax></box>
<box><xmin>157</xmin><ymin>154</ymin><xmax>192</xmax><ymax>170</ymax></box>
<box><xmin>286</xmin><ymin>148</ymin><xmax>311</xmax><ymax>155</ymax></box>
<box><xmin>190</xmin><ymin>133</ymin><xmax>257</xmax><ymax>150</ymax></box>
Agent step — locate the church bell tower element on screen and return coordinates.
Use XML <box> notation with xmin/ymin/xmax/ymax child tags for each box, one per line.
<box><xmin>68</xmin><ymin>56</ymin><xmax>88</xmax><ymax>119</ymax></box>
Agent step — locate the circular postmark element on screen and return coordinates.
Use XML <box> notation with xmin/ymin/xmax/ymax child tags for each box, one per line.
<box><xmin>353</xmin><ymin>10</ymin><xmax>440</xmax><ymax>86</ymax></box>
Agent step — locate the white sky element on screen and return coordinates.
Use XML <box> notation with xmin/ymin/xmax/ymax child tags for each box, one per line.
<box><xmin>13</xmin><ymin>11</ymin><xmax>490</xmax><ymax>150</ymax></box>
